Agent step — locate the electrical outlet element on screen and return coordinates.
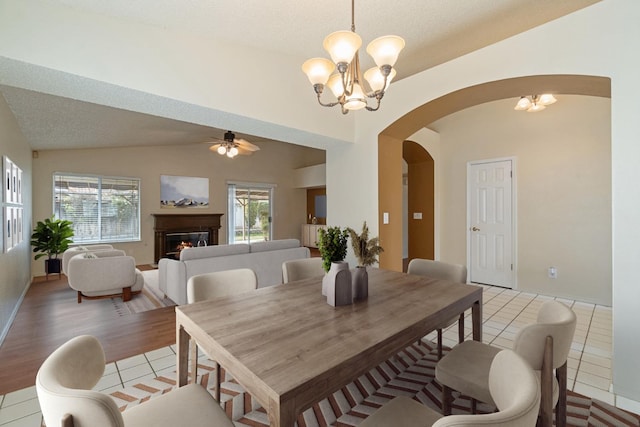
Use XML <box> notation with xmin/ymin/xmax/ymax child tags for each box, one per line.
<box><xmin>548</xmin><ymin>267</ymin><xmax>557</xmax><ymax>279</ymax></box>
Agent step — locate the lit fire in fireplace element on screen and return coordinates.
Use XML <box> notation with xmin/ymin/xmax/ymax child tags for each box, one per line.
<box><xmin>175</xmin><ymin>241</ymin><xmax>193</xmax><ymax>252</ymax></box>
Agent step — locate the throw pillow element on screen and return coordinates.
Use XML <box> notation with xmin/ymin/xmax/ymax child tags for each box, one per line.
<box><xmin>83</xmin><ymin>252</ymin><xmax>98</xmax><ymax>259</ymax></box>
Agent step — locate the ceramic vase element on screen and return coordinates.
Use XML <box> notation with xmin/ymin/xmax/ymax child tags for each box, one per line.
<box><xmin>352</xmin><ymin>266</ymin><xmax>368</xmax><ymax>301</ymax></box>
<box><xmin>324</xmin><ymin>261</ymin><xmax>353</xmax><ymax>306</ymax></box>
<box><xmin>322</xmin><ymin>261</ymin><xmax>348</xmax><ymax>296</ymax></box>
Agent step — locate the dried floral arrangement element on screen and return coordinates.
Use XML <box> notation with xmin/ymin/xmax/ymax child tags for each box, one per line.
<box><xmin>347</xmin><ymin>221</ymin><xmax>383</xmax><ymax>267</ymax></box>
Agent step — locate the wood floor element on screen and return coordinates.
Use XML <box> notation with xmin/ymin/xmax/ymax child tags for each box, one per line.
<box><xmin>0</xmin><ymin>271</ymin><xmax>175</xmax><ymax>395</ymax></box>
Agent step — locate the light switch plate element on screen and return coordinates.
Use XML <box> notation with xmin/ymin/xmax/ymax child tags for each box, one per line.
<box><xmin>383</xmin><ymin>212</ymin><xmax>389</xmax><ymax>224</ymax></box>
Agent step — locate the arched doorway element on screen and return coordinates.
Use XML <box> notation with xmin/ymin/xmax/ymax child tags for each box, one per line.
<box><xmin>378</xmin><ymin>74</ymin><xmax>611</xmax><ymax>271</ymax></box>
<box><xmin>403</xmin><ymin>140</ymin><xmax>435</xmax><ymax>271</ymax></box>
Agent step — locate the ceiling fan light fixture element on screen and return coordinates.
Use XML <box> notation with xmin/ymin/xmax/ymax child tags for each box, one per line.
<box><xmin>217</xmin><ymin>145</ymin><xmax>227</xmax><ymax>155</ymax></box>
<box><xmin>515</xmin><ymin>94</ymin><xmax>557</xmax><ymax>112</ymax></box>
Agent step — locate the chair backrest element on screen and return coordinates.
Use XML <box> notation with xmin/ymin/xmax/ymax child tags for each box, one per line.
<box><xmin>36</xmin><ymin>335</ymin><xmax>125</xmax><ymax>427</ymax></box>
<box><xmin>187</xmin><ymin>268</ymin><xmax>258</xmax><ymax>303</ymax></box>
<box><xmin>513</xmin><ymin>300</ymin><xmax>577</xmax><ymax>370</ymax></box>
<box><xmin>407</xmin><ymin>258</ymin><xmax>467</xmax><ymax>284</ymax></box>
<box><xmin>282</xmin><ymin>257</ymin><xmax>324</xmax><ymax>283</ymax></box>
<box><xmin>433</xmin><ymin>349</ymin><xmax>541</xmax><ymax>427</ymax></box>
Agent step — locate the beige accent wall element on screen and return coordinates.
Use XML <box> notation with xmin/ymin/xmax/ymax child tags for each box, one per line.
<box><xmin>430</xmin><ymin>95</ymin><xmax>611</xmax><ymax>304</ymax></box>
<box><xmin>0</xmin><ymin>94</ymin><xmax>32</xmax><ymax>343</ymax></box>
<box><xmin>31</xmin><ymin>141</ymin><xmax>324</xmax><ymax>276</ymax></box>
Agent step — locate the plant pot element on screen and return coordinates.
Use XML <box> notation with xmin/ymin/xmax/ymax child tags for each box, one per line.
<box><xmin>324</xmin><ymin>261</ymin><xmax>352</xmax><ymax>306</ymax></box>
<box><xmin>45</xmin><ymin>258</ymin><xmax>62</xmax><ymax>279</ymax></box>
<box><xmin>352</xmin><ymin>266</ymin><xmax>368</xmax><ymax>301</ymax></box>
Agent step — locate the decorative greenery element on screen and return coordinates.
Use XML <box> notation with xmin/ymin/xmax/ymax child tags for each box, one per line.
<box><xmin>30</xmin><ymin>216</ymin><xmax>74</xmax><ymax>260</ymax></box>
<box><xmin>347</xmin><ymin>221</ymin><xmax>384</xmax><ymax>267</ymax></box>
<box><xmin>318</xmin><ymin>226</ymin><xmax>349</xmax><ymax>272</ymax></box>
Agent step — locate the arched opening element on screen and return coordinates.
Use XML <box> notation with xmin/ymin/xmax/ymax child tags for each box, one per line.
<box><xmin>378</xmin><ymin>74</ymin><xmax>611</xmax><ymax>271</ymax></box>
<box><xmin>403</xmin><ymin>140</ymin><xmax>435</xmax><ymax>271</ymax></box>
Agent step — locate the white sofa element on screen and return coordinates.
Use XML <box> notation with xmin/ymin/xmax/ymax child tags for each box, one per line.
<box><xmin>158</xmin><ymin>239</ymin><xmax>310</xmax><ymax>305</ymax></box>
<box><xmin>67</xmin><ymin>249</ymin><xmax>144</xmax><ymax>303</ymax></box>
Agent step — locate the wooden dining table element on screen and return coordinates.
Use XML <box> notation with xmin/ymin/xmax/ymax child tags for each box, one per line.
<box><xmin>175</xmin><ymin>268</ymin><xmax>483</xmax><ymax>427</ymax></box>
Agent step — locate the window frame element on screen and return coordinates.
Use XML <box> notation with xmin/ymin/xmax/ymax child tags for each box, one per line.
<box><xmin>52</xmin><ymin>172</ymin><xmax>141</xmax><ymax>244</ymax></box>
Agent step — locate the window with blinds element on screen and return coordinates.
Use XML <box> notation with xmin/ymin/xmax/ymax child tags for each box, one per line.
<box><xmin>53</xmin><ymin>174</ymin><xmax>140</xmax><ymax>243</ymax></box>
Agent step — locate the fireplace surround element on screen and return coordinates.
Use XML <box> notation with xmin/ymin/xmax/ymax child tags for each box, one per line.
<box><xmin>152</xmin><ymin>213</ymin><xmax>223</xmax><ymax>263</ymax></box>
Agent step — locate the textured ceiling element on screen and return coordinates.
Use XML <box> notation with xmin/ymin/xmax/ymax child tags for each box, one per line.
<box><xmin>2</xmin><ymin>0</ymin><xmax>600</xmax><ymax>151</ymax></box>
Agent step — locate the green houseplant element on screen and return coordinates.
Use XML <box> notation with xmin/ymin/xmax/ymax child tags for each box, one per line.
<box><xmin>30</xmin><ymin>216</ymin><xmax>74</xmax><ymax>276</ymax></box>
<box><xmin>317</xmin><ymin>226</ymin><xmax>349</xmax><ymax>273</ymax></box>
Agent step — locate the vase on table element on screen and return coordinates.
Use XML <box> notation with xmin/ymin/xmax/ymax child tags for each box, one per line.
<box><xmin>323</xmin><ymin>261</ymin><xmax>352</xmax><ymax>306</ymax></box>
<box><xmin>352</xmin><ymin>266</ymin><xmax>368</xmax><ymax>301</ymax></box>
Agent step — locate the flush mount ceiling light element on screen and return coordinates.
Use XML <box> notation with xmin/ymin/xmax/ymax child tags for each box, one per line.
<box><xmin>301</xmin><ymin>0</ymin><xmax>405</xmax><ymax>114</ymax></box>
<box><xmin>514</xmin><ymin>94</ymin><xmax>557</xmax><ymax>112</ymax></box>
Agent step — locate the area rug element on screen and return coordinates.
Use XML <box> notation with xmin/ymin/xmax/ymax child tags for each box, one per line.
<box><xmin>110</xmin><ymin>341</ymin><xmax>640</xmax><ymax>427</ymax></box>
<box><xmin>111</xmin><ymin>270</ymin><xmax>175</xmax><ymax>315</ymax></box>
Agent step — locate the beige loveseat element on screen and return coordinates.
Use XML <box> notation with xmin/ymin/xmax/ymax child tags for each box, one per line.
<box><xmin>158</xmin><ymin>239</ymin><xmax>310</xmax><ymax>305</ymax></box>
<box><xmin>67</xmin><ymin>249</ymin><xmax>144</xmax><ymax>303</ymax></box>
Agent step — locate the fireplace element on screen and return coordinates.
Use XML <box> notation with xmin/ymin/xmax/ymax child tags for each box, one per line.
<box><xmin>152</xmin><ymin>213</ymin><xmax>223</xmax><ymax>263</ymax></box>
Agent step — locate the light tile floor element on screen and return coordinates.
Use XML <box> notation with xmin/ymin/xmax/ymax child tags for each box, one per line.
<box><xmin>1</xmin><ymin>284</ymin><xmax>639</xmax><ymax>426</ymax></box>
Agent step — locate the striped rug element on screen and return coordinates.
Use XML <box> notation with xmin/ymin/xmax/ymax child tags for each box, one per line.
<box><xmin>110</xmin><ymin>341</ymin><xmax>640</xmax><ymax>427</ymax></box>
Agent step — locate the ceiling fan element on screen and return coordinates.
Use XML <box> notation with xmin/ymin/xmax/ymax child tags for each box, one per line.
<box><xmin>207</xmin><ymin>130</ymin><xmax>260</xmax><ymax>158</ymax></box>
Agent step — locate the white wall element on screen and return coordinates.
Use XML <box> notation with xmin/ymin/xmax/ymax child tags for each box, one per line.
<box><xmin>0</xmin><ymin>94</ymin><xmax>32</xmax><ymax>345</ymax></box>
<box><xmin>429</xmin><ymin>96</ymin><xmax>611</xmax><ymax>304</ymax></box>
<box><xmin>341</xmin><ymin>0</ymin><xmax>640</xmax><ymax>400</ymax></box>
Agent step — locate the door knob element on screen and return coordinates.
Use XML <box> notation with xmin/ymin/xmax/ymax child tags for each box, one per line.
<box><xmin>471</xmin><ymin>226</ymin><xmax>480</xmax><ymax>231</ymax></box>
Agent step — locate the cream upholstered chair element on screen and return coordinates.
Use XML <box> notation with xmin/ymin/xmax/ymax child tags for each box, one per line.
<box><xmin>359</xmin><ymin>349</ymin><xmax>541</xmax><ymax>427</ymax></box>
<box><xmin>36</xmin><ymin>335</ymin><xmax>234</xmax><ymax>427</ymax></box>
<box><xmin>187</xmin><ymin>268</ymin><xmax>258</xmax><ymax>399</ymax></box>
<box><xmin>62</xmin><ymin>244</ymin><xmax>114</xmax><ymax>276</ymax></box>
<box><xmin>436</xmin><ymin>300</ymin><xmax>576</xmax><ymax>427</ymax></box>
<box><xmin>282</xmin><ymin>257</ymin><xmax>324</xmax><ymax>283</ymax></box>
<box><xmin>67</xmin><ymin>250</ymin><xmax>144</xmax><ymax>303</ymax></box>
<box><xmin>407</xmin><ymin>258</ymin><xmax>467</xmax><ymax>359</ymax></box>
<box><xmin>187</xmin><ymin>268</ymin><xmax>258</xmax><ymax>302</ymax></box>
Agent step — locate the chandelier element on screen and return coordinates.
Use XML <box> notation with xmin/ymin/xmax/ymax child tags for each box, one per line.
<box><xmin>514</xmin><ymin>94</ymin><xmax>557</xmax><ymax>112</ymax></box>
<box><xmin>301</xmin><ymin>0</ymin><xmax>405</xmax><ymax>114</ymax></box>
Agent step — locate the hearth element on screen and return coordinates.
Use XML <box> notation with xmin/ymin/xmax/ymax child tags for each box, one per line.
<box><xmin>152</xmin><ymin>214</ymin><xmax>223</xmax><ymax>263</ymax></box>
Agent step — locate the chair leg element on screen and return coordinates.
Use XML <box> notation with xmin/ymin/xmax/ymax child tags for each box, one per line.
<box><xmin>437</xmin><ymin>329</ymin><xmax>443</xmax><ymax>360</ymax></box>
<box><xmin>458</xmin><ymin>313</ymin><xmax>465</xmax><ymax>343</ymax></box>
<box><xmin>122</xmin><ymin>286</ymin><xmax>132</xmax><ymax>302</ymax></box>
<box><xmin>442</xmin><ymin>384</ymin><xmax>453</xmax><ymax>415</ymax></box>
<box><xmin>556</xmin><ymin>362</ymin><xmax>568</xmax><ymax>427</ymax></box>
<box><xmin>77</xmin><ymin>291</ymin><xmax>82</xmax><ymax>303</ymax></box>
<box><xmin>215</xmin><ymin>361</ymin><xmax>221</xmax><ymax>402</ymax></box>
<box><xmin>540</xmin><ymin>336</ymin><xmax>554</xmax><ymax>427</ymax></box>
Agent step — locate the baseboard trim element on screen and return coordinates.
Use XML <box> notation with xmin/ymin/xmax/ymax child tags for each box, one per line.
<box><xmin>0</xmin><ymin>276</ymin><xmax>33</xmax><ymax>348</ymax></box>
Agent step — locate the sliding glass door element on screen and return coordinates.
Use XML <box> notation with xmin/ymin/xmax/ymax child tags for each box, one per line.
<box><xmin>227</xmin><ymin>183</ymin><xmax>273</xmax><ymax>244</ymax></box>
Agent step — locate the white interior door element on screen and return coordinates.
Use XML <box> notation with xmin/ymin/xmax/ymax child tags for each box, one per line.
<box><xmin>468</xmin><ymin>159</ymin><xmax>514</xmax><ymax>287</ymax></box>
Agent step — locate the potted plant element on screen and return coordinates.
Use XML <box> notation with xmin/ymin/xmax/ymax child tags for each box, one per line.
<box><xmin>347</xmin><ymin>221</ymin><xmax>384</xmax><ymax>300</ymax></box>
<box><xmin>317</xmin><ymin>226</ymin><xmax>351</xmax><ymax>305</ymax></box>
<box><xmin>31</xmin><ymin>215</ymin><xmax>74</xmax><ymax>277</ymax></box>
<box><xmin>317</xmin><ymin>226</ymin><xmax>349</xmax><ymax>273</ymax></box>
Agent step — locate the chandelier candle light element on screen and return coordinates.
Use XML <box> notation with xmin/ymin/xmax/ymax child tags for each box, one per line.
<box><xmin>302</xmin><ymin>0</ymin><xmax>405</xmax><ymax>114</ymax></box>
<box><xmin>514</xmin><ymin>94</ymin><xmax>557</xmax><ymax>112</ymax></box>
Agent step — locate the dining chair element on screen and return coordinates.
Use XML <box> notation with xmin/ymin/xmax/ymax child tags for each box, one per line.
<box><xmin>282</xmin><ymin>257</ymin><xmax>324</xmax><ymax>283</ymax></box>
<box><xmin>407</xmin><ymin>258</ymin><xmax>467</xmax><ymax>359</ymax></box>
<box><xmin>36</xmin><ymin>335</ymin><xmax>234</xmax><ymax>427</ymax></box>
<box><xmin>359</xmin><ymin>348</ymin><xmax>541</xmax><ymax>427</ymax></box>
<box><xmin>187</xmin><ymin>268</ymin><xmax>258</xmax><ymax>400</ymax></box>
<box><xmin>435</xmin><ymin>300</ymin><xmax>576</xmax><ymax>427</ymax></box>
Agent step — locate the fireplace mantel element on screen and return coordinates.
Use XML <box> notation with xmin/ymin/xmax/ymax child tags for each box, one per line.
<box><xmin>152</xmin><ymin>213</ymin><xmax>223</xmax><ymax>263</ymax></box>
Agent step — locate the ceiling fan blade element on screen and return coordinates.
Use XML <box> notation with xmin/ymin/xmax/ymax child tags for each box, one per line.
<box><xmin>235</xmin><ymin>138</ymin><xmax>260</xmax><ymax>152</ymax></box>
